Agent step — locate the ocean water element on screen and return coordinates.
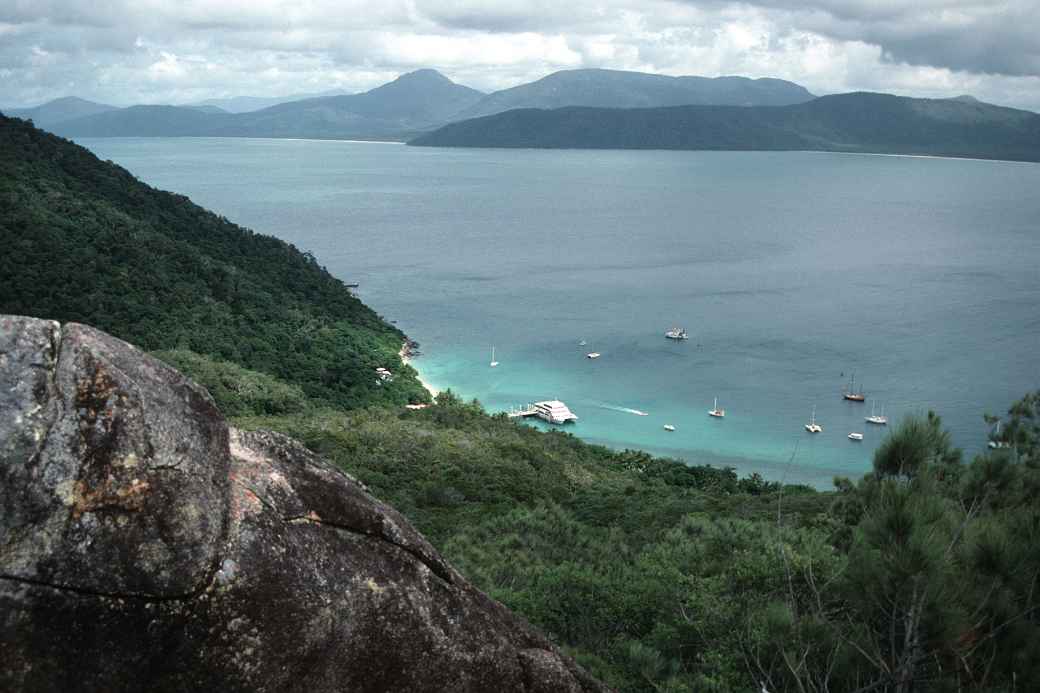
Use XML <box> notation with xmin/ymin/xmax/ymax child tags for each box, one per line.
<box><xmin>80</xmin><ymin>137</ymin><xmax>1040</xmax><ymax>487</ymax></box>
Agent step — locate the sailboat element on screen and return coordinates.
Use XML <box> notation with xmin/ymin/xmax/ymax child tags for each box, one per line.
<box><xmin>708</xmin><ymin>397</ymin><xmax>725</xmax><ymax>418</ymax></box>
<box><xmin>805</xmin><ymin>406</ymin><xmax>822</xmax><ymax>433</ymax></box>
<box><xmin>843</xmin><ymin>373</ymin><xmax>865</xmax><ymax>402</ymax></box>
<box><xmin>865</xmin><ymin>401</ymin><xmax>888</xmax><ymax>425</ymax></box>
<box><xmin>489</xmin><ymin>346</ymin><xmax>499</xmax><ymax>368</ymax></box>
<box><xmin>988</xmin><ymin>421</ymin><xmax>1009</xmax><ymax>449</ymax></box>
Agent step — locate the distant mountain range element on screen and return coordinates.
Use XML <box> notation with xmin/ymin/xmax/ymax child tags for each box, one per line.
<box><xmin>23</xmin><ymin>70</ymin><xmax>481</xmax><ymax>141</ymax></box>
<box><xmin>4</xmin><ymin>97</ymin><xmax>117</xmax><ymax>127</ymax></box>
<box><xmin>411</xmin><ymin>92</ymin><xmax>1040</xmax><ymax>162</ymax></box>
<box><xmin>188</xmin><ymin>90</ymin><xmax>350</xmax><ymax>114</ymax></box>
<box><xmin>207</xmin><ymin>69</ymin><xmax>485</xmax><ymax>139</ymax></box>
<box><xmin>454</xmin><ymin>69</ymin><xmax>814</xmax><ymax>120</ymax></box>
<box><xmin>6</xmin><ymin>70</ymin><xmax>1037</xmax><ymax>161</ymax></box>
<box><xmin>4</xmin><ymin>68</ymin><xmax>816</xmax><ymax>141</ymax></box>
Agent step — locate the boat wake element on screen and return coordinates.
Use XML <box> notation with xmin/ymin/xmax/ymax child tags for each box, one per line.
<box><xmin>596</xmin><ymin>403</ymin><xmax>649</xmax><ymax>417</ymax></box>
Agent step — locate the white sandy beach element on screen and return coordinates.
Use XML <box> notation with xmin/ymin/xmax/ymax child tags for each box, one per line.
<box><xmin>399</xmin><ymin>344</ymin><xmax>441</xmax><ymax>398</ymax></box>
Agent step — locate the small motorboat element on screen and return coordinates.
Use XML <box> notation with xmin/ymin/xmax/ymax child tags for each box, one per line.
<box><xmin>663</xmin><ymin>424</ymin><xmax>676</xmax><ymax>432</ymax></box>
<box><xmin>665</xmin><ymin>327</ymin><xmax>689</xmax><ymax>340</ymax></box>
<box><xmin>579</xmin><ymin>339</ymin><xmax>587</xmax><ymax>346</ymax></box>
<box><xmin>586</xmin><ymin>352</ymin><xmax>601</xmax><ymax>359</ymax></box>
<box><xmin>848</xmin><ymin>432</ymin><xmax>864</xmax><ymax>441</ymax></box>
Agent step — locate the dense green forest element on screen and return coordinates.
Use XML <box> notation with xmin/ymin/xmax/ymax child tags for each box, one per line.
<box><xmin>0</xmin><ymin>114</ymin><xmax>427</xmax><ymax>409</ymax></box>
<box><xmin>2</xmin><ymin>114</ymin><xmax>1037</xmax><ymax>691</ymax></box>
<box><xmin>412</xmin><ymin>91</ymin><xmax>1040</xmax><ymax>163</ymax></box>
<box><xmin>230</xmin><ymin>386</ymin><xmax>1040</xmax><ymax>692</ymax></box>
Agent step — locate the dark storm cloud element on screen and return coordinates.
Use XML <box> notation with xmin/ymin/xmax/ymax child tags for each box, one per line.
<box><xmin>726</xmin><ymin>0</ymin><xmax>1040</xmax><ymax>76</ymax></box>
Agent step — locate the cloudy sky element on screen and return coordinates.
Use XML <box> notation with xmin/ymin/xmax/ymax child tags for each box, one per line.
<box><xmin>3</xmin><ymin>0</ymin><xmax>1039</xmax><ymax>111</ymax></box>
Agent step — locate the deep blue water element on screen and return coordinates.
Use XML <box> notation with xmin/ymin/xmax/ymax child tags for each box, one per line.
<box><xmin>80</xmin><ymin>137</ymin><xmax>1040</xmax><ymax>487</ymax></box>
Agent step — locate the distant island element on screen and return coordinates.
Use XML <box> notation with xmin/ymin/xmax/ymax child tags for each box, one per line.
<box><xmin>411</xmin><ymin>91</ymin><xmax>1040</xmax><ymax>163</ymax></box>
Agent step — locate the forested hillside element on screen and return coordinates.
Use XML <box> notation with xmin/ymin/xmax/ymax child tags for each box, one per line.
<box><xmin>0</xmin><ymin>114</ymin><xmax>427</xmax><ymax>409</ymax></box>
<box><xmin>2</xmin><ymin>114</ymin><xmax>1037</xmax><ymax>691</ymax></box>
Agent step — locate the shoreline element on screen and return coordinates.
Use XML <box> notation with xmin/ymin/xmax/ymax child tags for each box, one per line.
<box><xmin>399</xmin><ymin>342</ymin><xmax>441</xmax><ymax>398</ymax></box>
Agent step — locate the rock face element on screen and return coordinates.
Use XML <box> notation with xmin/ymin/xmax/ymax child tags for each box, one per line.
<box><xmin>0</xmin><ymin>316</ymin><xmax>609</xmax><ymax>693</ymax></box>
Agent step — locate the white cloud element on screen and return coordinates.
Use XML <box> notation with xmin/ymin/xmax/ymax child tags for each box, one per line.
<box><xmin>1</xmin><ymin>0</ymin><xmax>1038</xmax><ymax>111</ymax></box>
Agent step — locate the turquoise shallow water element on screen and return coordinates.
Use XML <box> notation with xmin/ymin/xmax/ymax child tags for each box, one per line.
<box><xmin>79</xmin><ymin>138</ymin><xmax>1040</xmax><ymax>487</ymax></box>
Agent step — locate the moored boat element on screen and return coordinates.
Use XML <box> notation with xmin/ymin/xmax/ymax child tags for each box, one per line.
<box><xmin>533</xmin><ymin>400</ymin><xmax>579</xmax><ymax>424</ymax></box>
<box><xmin>848</xmin><ymin>432</ymin><xmax>864</xmax><ymax>441</ymax></box>
<box><xmin>665</xmin><ymin>327</ymin><xmax>689</xmax><ymax>340</ymax></box>
<box><xmin>843</xmin><ymin>373</ymin><xmax>865</xmax><ymax>401</ymax></box>
<box><xmin>865</xmin><ymin>401</ymin><xmax>888</xmax><ymax>425</ymax></box>
<box><xmin>988</xmin><ymin>420</ymin><xmax>1010</xmax><ymax>449</ymax></box>
<box><xmin>805</xmin><ymin>406</ymin><xmax>822</xmax><ymax>433</ymax></box>
<box><xmin>708</xmin><ymin>397</ymin><xmax>725</xmax><ymax>418</ymax></box>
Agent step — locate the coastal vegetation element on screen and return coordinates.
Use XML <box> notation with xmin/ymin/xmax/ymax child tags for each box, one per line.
<box><xmin>3</xmin><ymin>113</ymin><xmax>1037</xmax><ymax>691</ymax></box>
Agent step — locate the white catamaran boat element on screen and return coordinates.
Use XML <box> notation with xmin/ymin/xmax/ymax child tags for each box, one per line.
<box><xmin>489</xmin><ymin>346</ymin><xmax>499</xmax><ymax>368</ymax></box>
<box><xmin>805</xmin><ymin>406</ymin><xmax>823</xmax><ymax>433</ymax></box>
<box><xmin>533</xmin><ymin>400</ymin><xmax>579</xmax><ymax>425</ymax></box>
<box><xmin>708</xmin><ymin>397</ymin><xmax>725</xmax><ymax>418</ymax></box>
<box><xmin>865</xmin><ymin>402</ymin><xmax>888</xmax><ymax>425</ymax></box>
<box><xmin>665</xmin><ymin>327</ymin><xmax>689</xmax><ymax>340</ymax></box>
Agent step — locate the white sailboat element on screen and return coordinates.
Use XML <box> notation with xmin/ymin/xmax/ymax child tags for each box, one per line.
<box><xmin>988</xmin><ymin>421</ymin><xmax>1009</xmax><ymax>449</ymax></box>
<box><xmin>489</xmin><ymin>346</ymin><xmax>499</xmax><ymax>368</ymax></box>
<box><xmin>865</xmin><ymin>401</ymin><xmax>887</xmax><ymax>425</ymax></box>
<box><xmin>708</xmin><ymin>397</ymin><xmax>725</xmax><ymax>418</ymax></box>
<box><xmin>805</xmin><ymin>406</ymin><xmax>822</xmax><ymax>433</ymax></box>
